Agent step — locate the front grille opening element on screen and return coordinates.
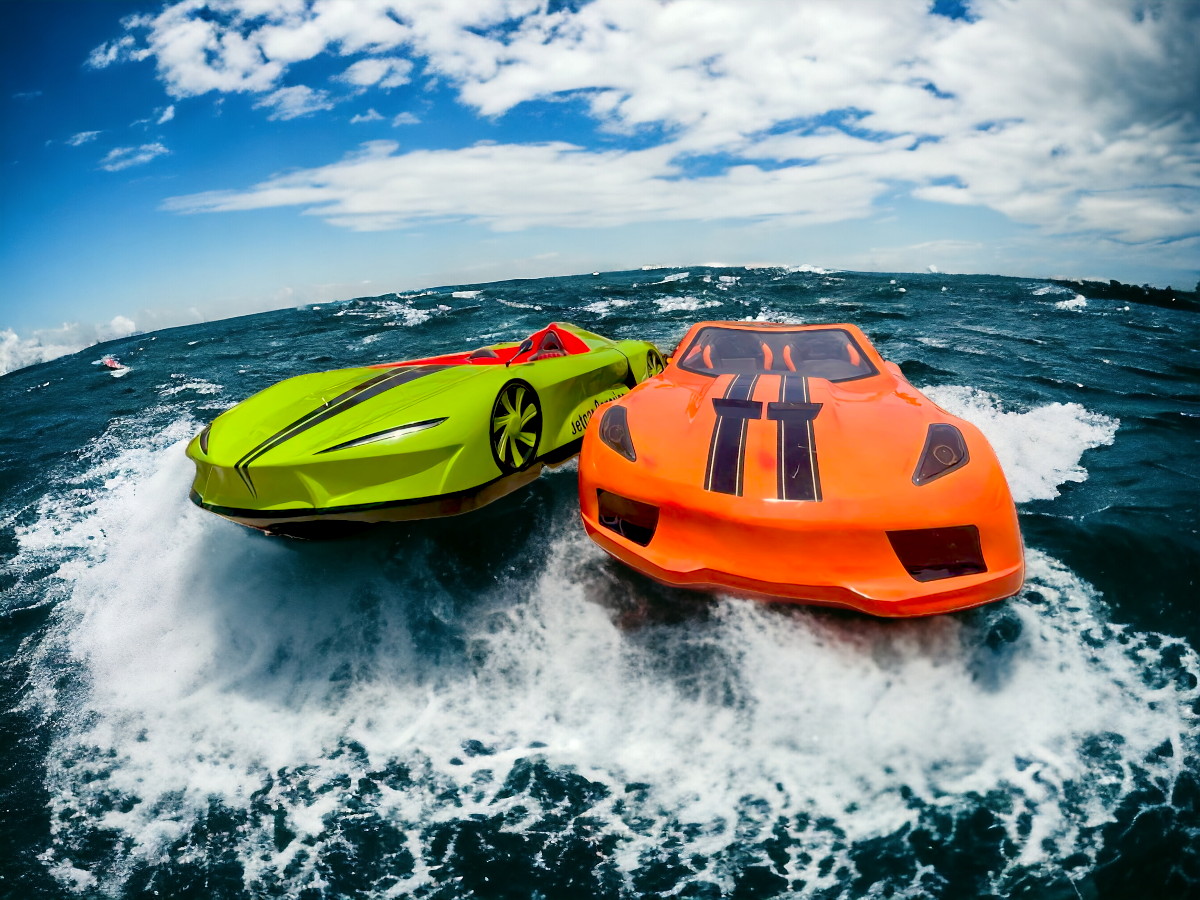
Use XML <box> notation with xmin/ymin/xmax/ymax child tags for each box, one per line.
<box><xmin>597</xmin><ymin>490</ymin><xmax>659</xmax><ymax>547</ymax></box>
<box><xmin>887</xmin><ymin>525</ymin><xmax>987</xmax><ymax>582</ymax></box>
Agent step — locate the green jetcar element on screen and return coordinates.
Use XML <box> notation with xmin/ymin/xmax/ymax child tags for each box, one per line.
<box><xmin>187</xmin><ymin>323</ymin><xmax>665</xmax><ymax>535</ymax></box>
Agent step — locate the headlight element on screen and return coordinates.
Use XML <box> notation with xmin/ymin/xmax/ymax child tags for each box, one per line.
<box><xmin>198</xmin><ymin>424</ymin><xmax>212</xmax><ymax>455</ymax></box>
<box><xmin>598</xmin><ymin>405</ymin><xmax>636</xmax><ymax>462</ymax></box>
<box><xmin>912</xmin><ymin>423</ymin><xmax>969</xmax><ymax>485</ymax></box>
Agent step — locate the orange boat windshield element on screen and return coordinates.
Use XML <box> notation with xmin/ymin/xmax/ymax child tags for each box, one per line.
<box><xmin>677</xmin><ymin>325</ymin><xmax>877</xmax><ymax>382</ymax></box>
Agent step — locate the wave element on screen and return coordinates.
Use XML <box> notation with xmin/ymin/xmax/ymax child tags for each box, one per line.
<box><xmin>11</xmin><ymin>385</ymin><xmax>1188</xmax><ymax>896</ymax></box>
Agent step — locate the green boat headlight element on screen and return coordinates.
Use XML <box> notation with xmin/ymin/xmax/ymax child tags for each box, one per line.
<box><xmin>599</xmin><ymin>405</ymin><xmax>636</xmax><ymax>462</ymax></box>
<box><xmin>198</xmin><ymin>424</ymin><xmax>212</xmax><ymax>455</ymax></box>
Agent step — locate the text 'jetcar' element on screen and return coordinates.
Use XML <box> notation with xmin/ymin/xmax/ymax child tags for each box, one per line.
<box><xmin>578</xmin><ymin>322</ymin><xmax>1024</xmax><ymax>616</ymax></box>
<box><xmin>188</xmin><ymin>323</ymin><xmax>664</xmax><ymax>536</ymax></box>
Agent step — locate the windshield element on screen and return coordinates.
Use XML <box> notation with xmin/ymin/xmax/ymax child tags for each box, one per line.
<box><xmin>678</xmin><ymin>327</ymin><xmax>878</xmax><ymax>381</ymax></box>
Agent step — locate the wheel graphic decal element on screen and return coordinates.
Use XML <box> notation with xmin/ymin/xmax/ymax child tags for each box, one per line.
<box><xmin>491</xmin><ymin>380</ymin><xmax>542</xmax><ymax>474</ymax></box>
<box><xmin>646</xmin><ymin>349</ymin><xmax>665</xmax><ymax>378</ymax></box>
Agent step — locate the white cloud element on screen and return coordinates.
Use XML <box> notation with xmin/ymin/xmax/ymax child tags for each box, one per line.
<box><xmin>113</xmin><ymin>0</ymin><xmax>1200</xmax><ymax>244</ymax></box>
<box><xmin>337</xmin><ymin>57</ymin><xmax>412</xmax><ymax>88</ymax></box>
<box><xmin>254</xmin><ymin>84</ymin><xmax>335</xmax><ymax>120</ymax></box>
<box><xmin>157</xmin><ymin>104</ymin><xmax>175</xmax><ymax>123</ymax></box>
<box><xmin>67</xmin><ymin>131</ymin><xmax>101</xmax><ymax>146</ymax></box>
<box><xmin>101</xmin><ymin>143</ymin><xmax>169</xmax><ymax>172</ymax></box>
<box><xmin>162</xmin><ymin>139</ymin><xmax>885</xmax><ymax>231</ymax></box>
<box><xmin>392</xmin><ymin>111</ymin><xmax>420</xmax><ymax>126</ymax></box>
<box><xmin>350</xmin><ymin>108</ymin><xmax>384</xmax><ymax>123</ymax></box>
<box><xmin>86</xmin><ymin>34</ymin><xmax>142</xmax><ymax>68</ymax></box>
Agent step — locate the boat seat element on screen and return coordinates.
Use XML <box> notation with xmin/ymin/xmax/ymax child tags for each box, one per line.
<box><xmin>530</xmin><ymin>331</ymin><xmax>568</xmax><ymax>360</ymax></box>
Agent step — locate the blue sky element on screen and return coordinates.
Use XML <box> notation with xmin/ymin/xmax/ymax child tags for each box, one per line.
<box><xmin>2</xmin><ymin>0</ymin><xmax>1198</xmax><ymax>369</ymax></box>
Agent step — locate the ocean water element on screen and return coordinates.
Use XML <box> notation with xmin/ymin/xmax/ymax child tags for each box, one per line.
<box><xmin>1</xmin><ymin>268</ymin><xmax>1197</xmax><ymax>899</ymax></box>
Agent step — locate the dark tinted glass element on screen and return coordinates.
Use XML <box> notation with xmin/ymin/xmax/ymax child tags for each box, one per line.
<box><xmin>678</xmin><ymin>327</ymin><xmax>877</xmax><ymax>380</ymax></box>
<box><xmin>913</xmin><ymin>423</ymin><xmax>970</xmax><ymax>485</ymax></box>
<box><xmin>597</xmin><ymin>491</ymin><xmax>659</xmax><ymax>546</ymax></box>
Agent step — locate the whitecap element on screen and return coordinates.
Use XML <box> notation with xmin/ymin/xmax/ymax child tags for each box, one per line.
<box><xmin>580</xmin><ymin>299</ymin><xmax>633</xmax><ymax>318</ymax></box>
<box><xmin>158</xmin><ymin>378</ymin><xmax>222</xmax><ymax>397</ymax></box>
<box><xmin>1055</xmin><ymin>294</ymin><xmax>1088</xmax><ymax>311</ymax></box>
<box><xmin>748</xmin><ymin>307</ymin><xmax>804</xmax><ymax>324</ymax></box>
<box><xmin>655</xmin><ymin>296</ymin><xmax>722</xmax><ymax>313</ymax></box>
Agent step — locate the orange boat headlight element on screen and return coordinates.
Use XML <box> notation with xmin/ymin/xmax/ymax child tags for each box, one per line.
<box><xmin>599</xmin><ymin>405</ymin><xmax>637</xmax><ymax>462</ymax></box>
<box><xmin>597</xmin><ymin>490</ymin><xmax>659</xmax><ymax>546</ymax></box>
<box><xmin>887</xmin><ymin>525</ymin><xmax>987</xmax><ymax>582</ymax></box>
<box><xmin>913</xmin><ymin>423</ymin><xmax>970</xmax><ymax>485</ymax></box>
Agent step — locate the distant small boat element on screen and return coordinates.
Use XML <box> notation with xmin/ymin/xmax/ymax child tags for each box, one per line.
<box><xmin>101</xmin><ymin>356</ymin><xmax>122</xmax><ymax>369</ymax></box>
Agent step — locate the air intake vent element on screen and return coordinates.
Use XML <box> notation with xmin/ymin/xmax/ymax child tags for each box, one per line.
<box><xmin>887</xmin><ymin>525</ymin><xmax>986</xmax><ymax>582</ymax></box>
<box><xmin>597</xmin><ymin>491</ymin><xmax>659</xmax><ymax>546</ymax></box>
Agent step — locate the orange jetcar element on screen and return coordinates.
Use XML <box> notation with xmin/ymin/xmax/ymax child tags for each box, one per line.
<box><xmin>577</xmin><ymin>322</ymin><xmax>1024</xmax><ymax>616</ymax></box>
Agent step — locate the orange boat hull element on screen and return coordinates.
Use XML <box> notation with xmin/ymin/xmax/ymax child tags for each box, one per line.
<box><xmin>578</xmin><ymin>322</ymin><xmax>1024</xmax><ymax>617</ymax></box>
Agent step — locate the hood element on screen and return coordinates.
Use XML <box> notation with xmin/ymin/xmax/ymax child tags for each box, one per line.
<box><xmin>200</xmin><ymin>363</ymin><xmax>485</xmax><ymax>471</ymax></box>
<box><xmin>623</xmin><ymin>368</ymin><xmax>943</xmax><ymax>501</ymax></box>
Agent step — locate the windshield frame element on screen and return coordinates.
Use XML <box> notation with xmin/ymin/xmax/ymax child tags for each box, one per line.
<box><xmin>676</xmin><ymin>326</ymin><xmax>880</xmax><ymax>382</ymax></box>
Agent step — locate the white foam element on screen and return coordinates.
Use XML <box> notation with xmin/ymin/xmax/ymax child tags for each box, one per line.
<box><xmin>157</xmin><ymin>377</ymin><xmax>222</xmax><ymax>397</ymax></box>
<box><xmin>655</xmin><ymin>296</ymin><xmax>722</xmax><ymax>313</ymax></box>
<box><xmin>656</xmin><ymin>272</ymin><xmax>689</xmax><ymax>284</ymax></box>
<box><xmin>20</xmin><ymin>414</ymin><xmax>1189</xmax><ymax>895</ymax></box>
<box><xmin>451</xmin><ymin>290</ymin><xmax>481</xmax><ymax>299</ymax></box>
<box><xmin>749</xmin><ymin>307</ymin><xmax>804</xmax><ymax>324</ymax></box>
<box><xmin>1032</xmin><ymin>284</ymin><xmax>1072</xmax><ymax>296</ymax></box>
<box><xmin>923</xmin><ymin>386</ymin><xmax>1119</xmax><ymax>502</ymax></box>
<box><xmin>580</xmin><ymin>298</ymin><xmax>633</xmax><ymax>317</ymax></box>
<box><xmin>1055</xmin><ymin>294</ymin><xmax>1088</xmax><ymax>311</ymax></box>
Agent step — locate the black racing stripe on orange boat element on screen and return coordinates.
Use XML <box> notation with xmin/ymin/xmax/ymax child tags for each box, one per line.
<box><xmin>704</xmin><ymin>374</ymin><xmax>758</xmax><ymax>495</ymax></box>
<box><xmin>776</xmin><ymin>375</ymin><xmax>822</xmax><ymax>501</ymax></box>
<box><xmin>234</xmin><ymin>364</ymin><xmax>450</xmax><ymax>495</ymax></box>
